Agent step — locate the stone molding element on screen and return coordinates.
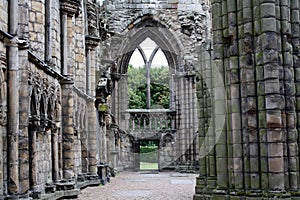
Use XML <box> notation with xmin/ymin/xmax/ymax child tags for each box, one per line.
<box><xmin>86</xmin><ymin>1</ymin><xmax>99</xmax><ymax>37</ymax></box>
<box><xmin>28</xmin><ymin>71</ymin><xmax>58</xmax><ymax>132</ymax></box>
<box><xmin>85</xmin><ymin>35</ymin><xmax>101</xmax><ymax>50</ymax></box>
<box><xmin>60</xmin><ymin>0</ymin><xmax>81</xmax><ymax>17</ymax></box>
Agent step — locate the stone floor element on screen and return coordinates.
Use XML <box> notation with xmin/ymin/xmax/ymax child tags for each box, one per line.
<box><xmin>76</xmin><ymin>171</ymin><xmax>198</xmax><ymax>200</ymax></box>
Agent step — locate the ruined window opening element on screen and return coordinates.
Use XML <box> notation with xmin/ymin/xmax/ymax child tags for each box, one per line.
<box><xmin>128</xmin><ymin>38</ymin><xmax>170</xmax><ymax>109</ymax></box>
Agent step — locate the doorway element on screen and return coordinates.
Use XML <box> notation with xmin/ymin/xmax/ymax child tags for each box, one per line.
<box><xmin>139</xmin><ymin>140</ymin><xmax>159</xmax><ymax>170</ymax></box>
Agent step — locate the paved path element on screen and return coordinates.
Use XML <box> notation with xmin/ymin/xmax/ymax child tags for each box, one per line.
<box><xmin>76</xmin><ymin>171</ymin><xmax>198</xmax><ymax>200</ymax></box>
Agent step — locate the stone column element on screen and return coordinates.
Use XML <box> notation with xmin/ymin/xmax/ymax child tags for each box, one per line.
<box><xmin>61</xmin><ymin>13</ymin><xmax>68</xmax><ymax>76</ymax></box>
<box><xmin>45</xmin><ymin>0</ymin><xmax>52</xmax><ymax>63</ymax></box>
<box><xmin>86</xmin><ymin>49</ymin><xmax>91</xmax><ymax>94</ymax></box>
<box><xmin>51</xmin><ymin>129</ymin><xmax>60</xmax><ymax>182</ymax></box>
<box><xmin>87</xmin><ymin>100</ymin><xmax>97</xmax><ymax>174</ymax></box>
<box><xmin>28</xmin><ymin>122</ymin><xmax>38</xmax><ymax>190</ymax></box>
<box><xmin>18</xmin><ymin>1</ymin><xmax>30</xmax><ymax>193</ymax></box>
<box><xmin>0</xmin><ymin>55</ymin><xmax>7</xmax><ymax>199</ymax></box>
<box><xmin>61</xmin><ymin>79</ymin><xmax>75</xmax><ymax>179</ymax></box>
<box><xmin>290</xmin><ymin>0</ymin><xmax>300</xmax><ymax>192</ymax></box>
<box><xmin>261</xmin><ymin>1</ymin><xmax>285</xmax><ymax>193</ymax></box>
<box><xmin>60</xmin><ymin>0</ymin><xmax>80</xmax><ymax>74</ymax></box>
<box><xmin>7</xmin><ymin>0</ymin><xmax>20</xmax><ymax>195</ymax></box>
<box><xmin>195</xmin><ymin>0</ymin><xmax>300</xmax><ymax>199</ymax></box>
<box><xmin>19</xmin><ymin>49</ymin><xmax>30</xmax><ymax>195</ymax></box>
<box><xmin>60</xmin><ymin>0</ymin><xmax>81</xmax><ymax>179</ymax></box>
<box><xmin>240</xmin><ymin>0</ymin><xmax>260</xmax><ymax>193</ymax></box>
<box><xmin>146</xmin><ymin>61</ymin><xmax>151</xmax><ymax>109</ymax></box>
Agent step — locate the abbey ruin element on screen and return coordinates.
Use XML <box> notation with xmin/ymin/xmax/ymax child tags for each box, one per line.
<box><xmin>0</xmin><ymin>0</ymin><xmax>300</xmax><ymax>199</ymax></box>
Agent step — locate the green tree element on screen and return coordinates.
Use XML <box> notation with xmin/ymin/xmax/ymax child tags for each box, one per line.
<box><xmin>128</xmin><ymin>65</ymin><xmax>170</xmax><ymax>109</ymax></box>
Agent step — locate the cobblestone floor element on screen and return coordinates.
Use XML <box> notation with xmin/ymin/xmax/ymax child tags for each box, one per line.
<box><xmin>76</xmin><ymin>171</ymin><xmax>198</xmax><ymax>200</ymax></box>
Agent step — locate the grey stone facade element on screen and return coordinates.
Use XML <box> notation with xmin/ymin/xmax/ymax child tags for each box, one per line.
<box><xmin>194</xmin><ymin>0</ymin><xmax>300</xmax><ymax>199</ymax></box>
<box><xmin>0</xmin><ymin>0</ymin><xmax>105</xmax><ymax>199</ymax></box>
<box><xmin>1</xmin><ymin>0</ymin><xmax>300</xmax><ymax>199</ymax></box>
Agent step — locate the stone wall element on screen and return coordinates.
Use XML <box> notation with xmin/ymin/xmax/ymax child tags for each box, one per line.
<box><xmin>0</xmin><ymin>2</ymin><xmax>8</xmax><ymax>198</ymax></box>
<box><xmin>36</xmin><ymin>131</ymin><xmax>53</xmax><ymax>192</ymax></box>
<box><xmin>29</xmin><ymin>0</ymin><xmax>45</xmax><ymax>58</ymax></box>
<box><xmin>194</xmin><ymin>0</ymin><xmax>300</xmax><ymax>199</ymax></box>
<box><xmin>0</xmin><ymin>0</ymin><xmax>106</xmax><ymax>199</ymax></box>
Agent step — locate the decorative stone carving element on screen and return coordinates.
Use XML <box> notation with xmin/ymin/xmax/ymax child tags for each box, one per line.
<box><xmin>86</xmin><ymin>0</ymin><xmax>99</xmax><ymax>37</ymax></box>
<box><xmin>28</xmin><ymin>72</ymin><xmax>58</xmax><ymax>132</ymax></box>
<box><xmin>85</xmin><ymin>35</ymin><xmax>101</xmax><ymax>50</ymax></box>
<box><xmin>178</xmin><ymin>12</ymin><xmax>207</xmax><ymax>42</ymax></box>
<box><xmin>99</xmin><ymin>16</ymin><xmax>110</xmax><ymax>41</ymax></box>
<box><xmin>60</xmin><ymin>0</ymin><xmax>81</xmax><ymax>17</ymax></box>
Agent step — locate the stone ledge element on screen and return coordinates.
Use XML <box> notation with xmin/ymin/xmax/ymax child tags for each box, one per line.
<box><xmin>15</xmin><ymin>179</ymin><xmax>102</xmax><ymax>200</ymax></box>
<box><xmin>40</xmin><ymin>189</ymin><xmax>80</xmax><ymax>200</ymax></box>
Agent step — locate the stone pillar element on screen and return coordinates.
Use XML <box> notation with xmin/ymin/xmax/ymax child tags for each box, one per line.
<box><xmin>85</xmin><ymin>0</ymin><xmax>100</xmax><ymax>95</ymax></box>
<box><xmin>18</xmin><ymin>1</ymin><xmax>30</xmax><ymax>193</ymax></box>
<box><xmin>87</xmin><ymin>101</ymin><xmax>97</xmax><ymax>174</ymax></box>
<box><xmin>45</xmin><ymin>0</ymin><xmax>52</xmax><ymax>63</ymax></box>
<box><xmin>261</xmin><ymin>1</ymin><xmax>285</xmax><ymax>193</ymax></box>
<box><xmin>18</xmin><ymin>49</ymin><xmax>30</xmax><ymax>195</ymax></box>
<box><xmin>60</xmin><ymin>0</ymin><xmax>81</xmax><ymax>180</ymax></box>
<box><xmin>7</xmin><ymin>0</ymin><xmax>20</xmax><ymax>195</ymax></box>
<box><xmin>60</xmin><ymin>0</ymin><xmax>80</xmax><ymax>75</ymax></box>
<box><xmin>0</xmin><ymin>55</ymin><xmax>7</xmax><ymax>199</ymax></box>
<box><xmin>61</xmin><ymin>13</ymin><xmax>68</xmax><ymax>76</ymax></box>
<box><xmin>61</xmin><ymin>79</ymin><xmax>75</xmax><ymax>179</ymax></box>
<box><xmin>51</xmin><ymin>129</ymin><xmax>60</xmax><ymax>182</ymax></box>
<box><xmin>195</xmin><ymin>0</ymin><xmax>300</xmax><ymax>199</ymax></box>
<box><xmin>238</xmin><ymin>0</ymin><xmax>258</xmax><ymax>193</ymax></box>
<box><xmin>28</xmin><ymin>122</ymin><xmax>38</xmax><ymax>190</ymax></box>
<box><xmin>146</xmin><ymin>61</ymin><xmax>151</xmax><ymax>109</ymax></box>
<box><xmin>290</xmin><ymin>0</ymin><xmax>300</xmax><ymax>192</ymax></box>
<box><xmin>86</xmin><ymin>49</ymin><xmax>92</xmax><ymax>94</ymax></box>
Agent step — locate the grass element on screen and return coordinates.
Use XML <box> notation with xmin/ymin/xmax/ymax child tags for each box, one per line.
<box><xmin>140</xmin><ymin>162</ymin><xmax>158</xmax><ymax>170</ymax></box>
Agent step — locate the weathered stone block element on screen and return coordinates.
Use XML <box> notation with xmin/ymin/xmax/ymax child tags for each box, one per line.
<box><xmin>260</xmin><ymin>3</ymin><xmax>276</xmax><ymax>18</ymax></box>
<box><xmin>268</xmin><ymin>173</ymin><xmax>284</xmax><ymax>189</ymax></box>
<box><xmin>268</xmin><ymin>143</ymin><xmax>283</xmax><ymax>157</ymax></box>
<box><xmin>264</xmin><ymin>80</ymin><xmax>280</xmax><ymax>94</ymax></box>
<box><xmin>267</xmin><ymin>129</ymin><xmax>284</xmax><ymax>142</ymax></box>
<box><xmin>263</xmin><ymin>50</ymin><xmax>278</xmax><ymax>64</ymax></box>
<box><xmin>260</xmin><ymin>172</ymin><xmax>269</xmax><ymax>190</ymax></box>
<box><xmin>265</xmin><ymin>95</ymin><xmax>284</xmax><ymax>110</ymax></box>
<box><xmin>266</xmin><ymin>110</ymin><xmax>282</xmax><ymax>128</ymax></box>
<box><xmin>261</xmin><ymin>17</ymin><xmax>277</xmax><ymax>32</ymax></box>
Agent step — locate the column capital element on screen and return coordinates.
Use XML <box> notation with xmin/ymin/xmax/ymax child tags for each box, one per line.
<box><xmin>60</xmin><ymin>0</ymin><xmax>81</xmax><ymax>17</ymax></box>
<box><xmin>85</xmin><ymin>35</ymin><xmax>101</xmax><ymax>50</ymax></box>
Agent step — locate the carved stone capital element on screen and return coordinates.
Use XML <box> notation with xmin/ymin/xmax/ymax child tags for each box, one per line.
<box><xmin>60</xmin><ymin>0</ymin><xmax>81</xmax><ymax>17</ymax></box>
<box><xmin>85</xmin><ymin>35</ymin><xmax>101</xmax><ymax>50</ymax></box>
<box><xmin>29</xmin><ymin>115</ymin><xmax>40</xmax><ymax>131</ymax></box>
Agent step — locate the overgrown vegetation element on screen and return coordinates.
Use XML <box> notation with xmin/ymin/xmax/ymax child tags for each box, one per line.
<box><xmin>140</xmin><ymin>142</ymin><xmax>158</xmax><ymax>163</ymax></box>
<box><xmin>128</xmin><ymin>64</ymin><xmax>170</xmax><ymax>109</ymax></box>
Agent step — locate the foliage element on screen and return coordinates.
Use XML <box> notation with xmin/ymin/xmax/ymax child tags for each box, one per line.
<box><xmin>140</xmin><ymin>145</ymin><xmax>158</xmax><ymax>163</ymax></box>
<box><xmin>128</xmin><ymin>64</ymin><xmax>170</xmax><ymax>109</ymax></box>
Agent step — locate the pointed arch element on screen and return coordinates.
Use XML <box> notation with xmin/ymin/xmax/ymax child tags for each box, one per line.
<box><xmin>116</xmin><ymin>16</ymin><xmax>184</xmax><ymax>75</ymax></box>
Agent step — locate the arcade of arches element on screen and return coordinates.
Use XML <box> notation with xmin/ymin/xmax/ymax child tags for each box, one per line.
<box><xmin>0</xmin><ymin>0</ymin><xmax>300</xmax><ymax>199</ymax></box>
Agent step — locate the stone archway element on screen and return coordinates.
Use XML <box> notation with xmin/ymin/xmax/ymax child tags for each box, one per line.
<box><xmin>98</xmin><ymin>4</ymin><xmax>206</xmax><ymax>170</ymax></box>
